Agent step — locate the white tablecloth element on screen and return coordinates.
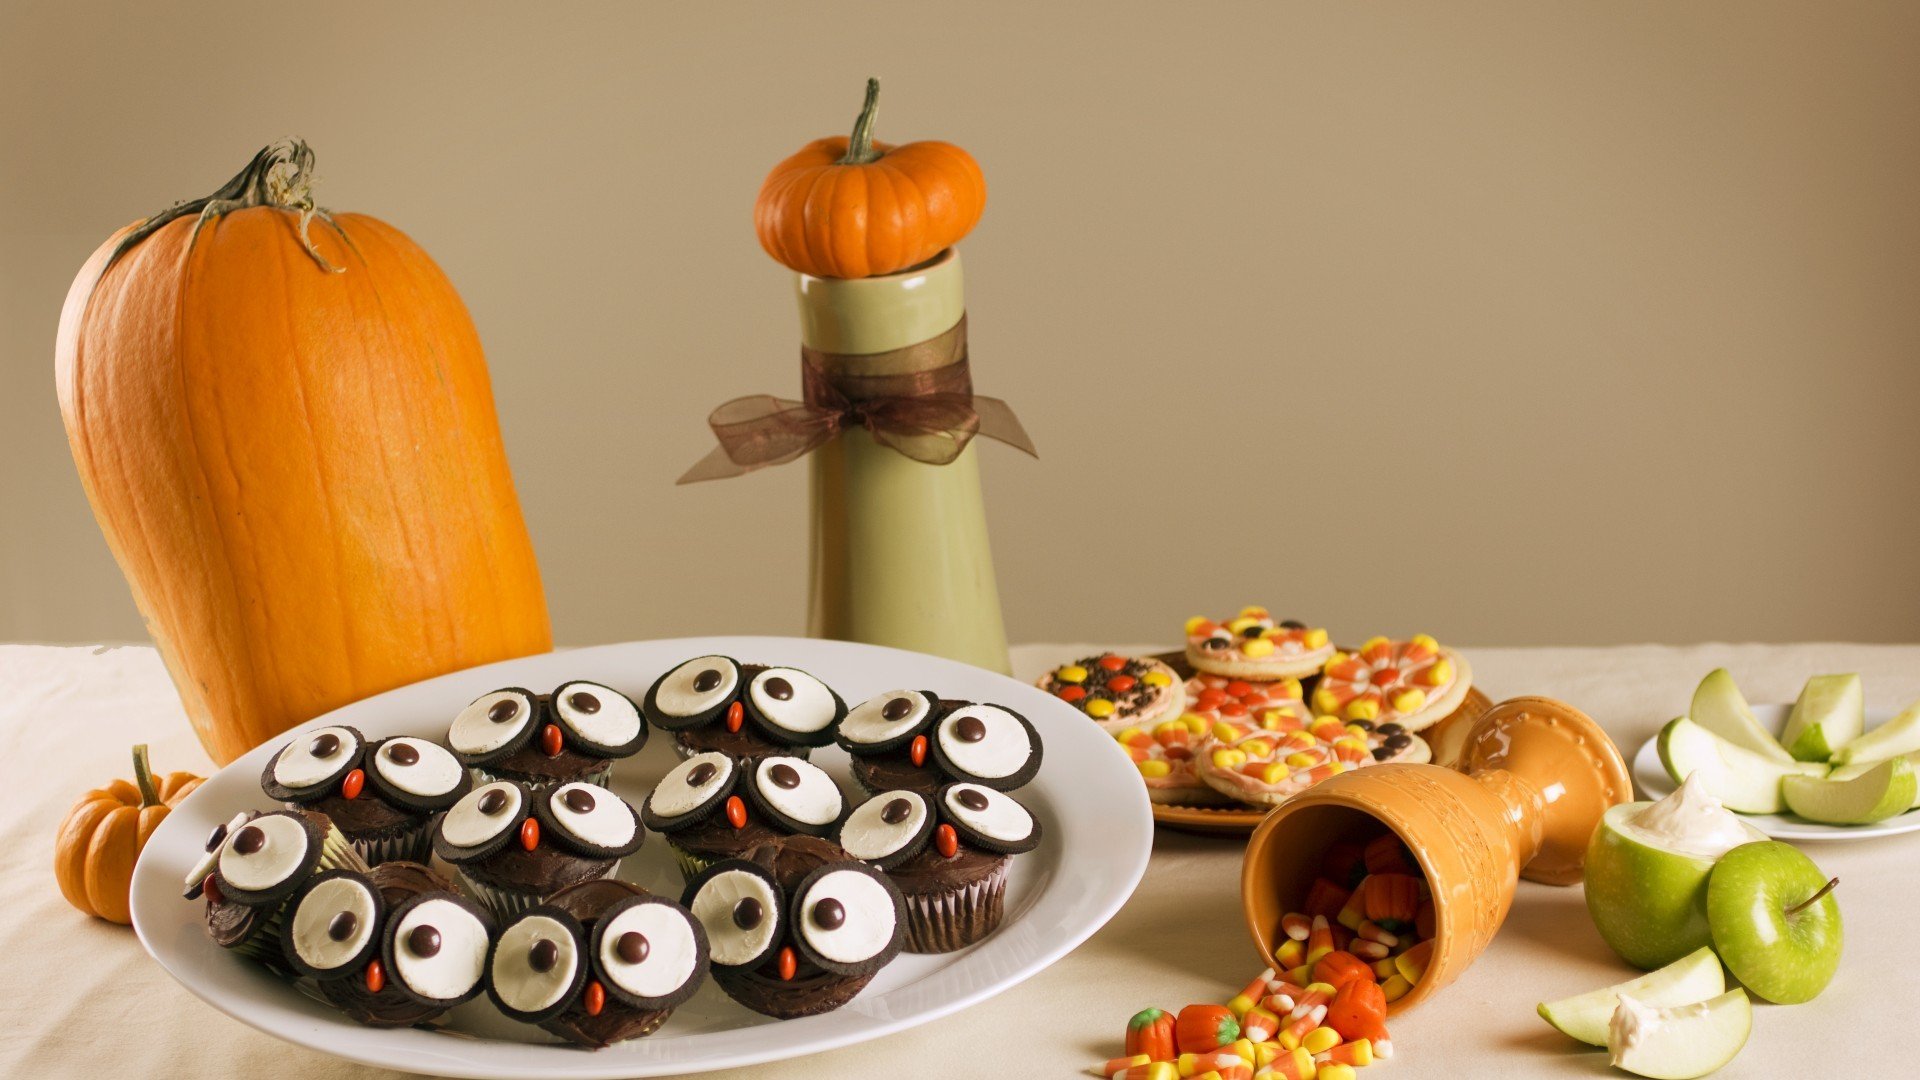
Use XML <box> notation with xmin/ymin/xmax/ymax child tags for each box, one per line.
<box><xmin>3</xmin><ymin>642</ymin><xmax>1911</xmax><ymax>1079</ymax></box>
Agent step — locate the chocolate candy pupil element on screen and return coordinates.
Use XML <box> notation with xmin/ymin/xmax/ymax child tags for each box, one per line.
<box><xmin>1386</xmin><ymin>733</ymin><xmax>1413</xmax><ymax>750</ymax></box>
<box><xmin>386</xmin><ymin>741</ymin><xmax>420</xmax><ymax>766</ymax></box>
<box><xmin>732</xmin><ymin>897</ymin><xmax>763</xmax><ymax>930</ymax></box>
<box><xmin>687</xmin><ymin>761</ymin><xmax>717</xmax><ymax>786</ymax></box>
<box><xmin>692</xmin><ymin>669</ymin><xmax>723</xmax><ymax>693</ymax></box>
<box><xmin>1377</xmin><ymin>722</ymin><xmax>1405</xmax><ymax>736</ymax></box>
<box><xmin>1204</xmin><ymin>636</ymin><xmax>1231</xmax><ymax>650</ymax></box>
<box><xmin>327</xmin><ymin>910</ymin><xmax>358</xmax><ymax>942</ymax></box>
<box><xmin>568</xmin><ymin>691</ymin><xmax>600</xmax><ymax>714</ymax></box>
<box><xmin>562</xmin><ymin>788</ymin><xmax>596</xmax><ymax>813</ymax></box>
<box><xmin>882</xmin><ymin>696</ymin><xmax>915</xmax><ymax>721</ymax></box>
<box><xmin>764</xmin><ymin>677</ymin><xmax>794</xmax><ymax>701</ymax></box>
<box><xmin>408</xmin><ymin>924</ymin><xmax>441</xmax><ymax>958</ymax></box>
<box><xmin>957</xmin><ymin>788</ymin><xmax>990</xmax><ymax>811</ymax></box>
<box><xmin>616</xmin><ymin>930</ymin><xmax>650</xmax><ymax>964</ymax></box>
<box><xmin>768</xmin><ymin>763</ymin><xmax>800</xmax><ymax>789</ymax></box>
<box><xmin>204</xmin><ymin>823</ymin><xmax>227</xmax><ymax>852</ymax></box>
<box><xmin>310</xmin><ymin>732</ymin><xmax>340</xmax><ymax>757</ymax></box>
<box><xmin>880</xmin><ymin>798</ymin><xmax>912</xmax><ymax>824</ymax></box>
<box><xmin>1281</xmin><ymin>619</ymin><xmax>1307</xmax><ymax>630</ymax></box>
<box><xmin>232</xmin><ymin>825</ymin><xmax>265</xmax><ymax>855</ymax></box>
<box><xmin>528</xmin><ymin>937</ymin><xmax>558</xmax><ymax>972</ymax></box>
<box><xmin>488</xmin><ymin>698</ymin><xmax>519</xmax><ymax>723</ymax></box>
<box><xmin>478</xmin><ymin>789</ymin><xmax>509</xmax><ymax>815</ymax></box>
<box><xmin>954</xmin><ymin>716</ymin><xmax>987</xmax><ymax>743</ymax></box>
<box><xmin>812</xmin><ymin>897</ymin><xmax>846</xmax><ymax>930</ymax></box>
<box><xmin>1241</xmin><ymin>624</ymin><xmax>1265</xmax><ymax>638</ymax></box>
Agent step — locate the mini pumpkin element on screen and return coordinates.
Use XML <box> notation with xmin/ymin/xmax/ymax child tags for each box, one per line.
<box><xmin>754</xmin><ymin>78</ymin><xmax>986</xmax><ymax>280</ymax></box>
<box><xmin>55</xmin><ymin>745</ymin><xmax>204</xmax><ymax>924</ymax></box>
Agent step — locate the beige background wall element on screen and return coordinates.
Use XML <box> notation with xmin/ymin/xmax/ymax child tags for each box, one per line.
<box><xmin>4</xmin><ymin>1</ymin><xmax>1917</xmax><ymax>651</ymax></box>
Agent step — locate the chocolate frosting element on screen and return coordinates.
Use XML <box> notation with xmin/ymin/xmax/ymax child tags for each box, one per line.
<box><xmin>880</xmin><ymin>844</ymin><xmax>1006</xmax><ymax>897</ymax></box>
<box><xmin>485</xmin><ymin>740</ymin><xmax>608</xmax><ymax>784</ymax></box>
<box><xmin>669</xmin><ymin>815</ymin><xmax>787</xmax><ymax>863</ymax></box>
<box><xmin>312</xmin><ymin>861</ymin><xmax>459</xmax><ymax>1027</ymax></box>
<box><xmin>535</xmin><ymin>879</ymin><xmax>676</xmax><ymax>1047</ymax></box>
<box><xmin>850</xmin><ymin>752</ymin><xmax>942</xmax><ymax>797</ymax></box>
<box><xmin>458</xmin><ymin>842</ymin><xmax>615</xmax><ymax>895</ymax></box>
<box><xmin>300</xmin><ymin>791</ymin><xmax>417</xmax><ymax>836</ymax></box>
<box><xmin>741</xmin><ymin>834</ymin><xmax>849</xmax><ymax>892</ymax></box>
<box><xmin>673</xmin><ymin>724</ymin><xmax>794</xmax><ymax>763</ymax></box>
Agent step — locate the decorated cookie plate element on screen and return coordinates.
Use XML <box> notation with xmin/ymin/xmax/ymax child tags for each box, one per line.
<box><xmin>129</xmin><ymin>637</ymin><xmax>1152</xmax><ymax>1079</ymax></box>
<box><xmin>1631</xmin><ymin>704</ymin><xmax>1920</xmax><ymax>842</ymax></box>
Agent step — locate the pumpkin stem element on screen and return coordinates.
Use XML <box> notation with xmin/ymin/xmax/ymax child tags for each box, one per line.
<box><xmin>131</xmin><ymin>744</ymin><xmax>162</xmax><ymax>809</ymax></box>
<box><xmin>836</xmin><ymin>78</ymin><xmax>885</xmax><ymax>166</ymax></box>
<box><xmin>107</xmin><ymin>139</ymin><xmax>343</xmax><ymax>274</ymax></box>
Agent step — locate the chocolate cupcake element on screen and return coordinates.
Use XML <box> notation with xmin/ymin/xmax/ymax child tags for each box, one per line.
<box><xmin>642</xmin><ymin>752</ymin><xmax>848</xmax><ymax>881</ymax></box>
<box><xmin>182</xmin><ymin>808</ymin><xmax>368</xmax><ymax>967</ymax></box>
<box><xmin>642</xmin><ymin>655</ymin><xmax>848</xmax><ymax>763</ymax></box>
<box><xmin>842</xmin><ymin>694</ymin><xmax>1044</xmax><ymax>797</ymax></box>
<box><xmin>840</xmin><ymin>783</ymin><xmax>1039</xmax><ymax>953</ymax></box>
<box><xmin>433</xmin><ymin>779</ymin><xmax>645</xmax><ymax>919</ymax></box>
<box><xmin>682</xmin><ymin>853</ymin><xmax>904</xmax><ymax>1020</ymax></box>
<box><xmin>446</xmin><ymin>681</ymin><xmax>648</xmax><ymax>790</ymax></box>
<box><xmin>263</xmin><ymin>728</ymin><xmax>470</xmax><ymax>865</ymax></box>
<box><xmin>486</xmin><ymin>882</ymin><xmax>708</xmax><ymax>1047</ymax></box>
<box><xmin>280</xmin><ymin>861</ymin><xmax>479</xmax><ymax>1027</ymax></box>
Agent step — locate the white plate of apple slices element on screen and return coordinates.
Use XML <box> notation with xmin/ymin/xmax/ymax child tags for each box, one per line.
<box><xmin>1632</xmin><ymin>669</ymin><xmax>1920</xmax><ymax>840</ymax></box>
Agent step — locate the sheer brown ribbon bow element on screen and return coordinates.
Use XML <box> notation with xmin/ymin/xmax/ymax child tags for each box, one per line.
<box><xmin>677</xmin><ymin>317</ymin><xmax>1036</xmax><ymax>484</ymax></box>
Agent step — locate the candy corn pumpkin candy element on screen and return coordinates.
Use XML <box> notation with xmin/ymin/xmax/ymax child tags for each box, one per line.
<box><xmin>1241</xmin><ymin>696</ymin><xmax>1630</xmax><ymax>1013</ymax></box>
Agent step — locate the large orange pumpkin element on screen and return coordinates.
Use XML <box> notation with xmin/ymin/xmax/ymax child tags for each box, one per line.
<box><xmin>55</xmin><ymin>141</ymin><xmax>551</xmax><ymax>765</ymax></box>
<box><xmin>755</xmin><ymin>78</ymin><xmax>986</xmax><ymax>279</ymax></box>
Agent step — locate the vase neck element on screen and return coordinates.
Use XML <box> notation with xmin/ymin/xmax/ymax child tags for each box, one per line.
<box><xmin>1470</xmin><ymin>766</ymin><xmax>1546</xmax><ymax>870</ymax></box>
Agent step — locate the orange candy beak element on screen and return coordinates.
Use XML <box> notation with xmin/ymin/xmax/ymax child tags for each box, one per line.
<box><xmin>725</xmin><ymin>795</ymin><xmax>747</xmax><ymax>830</ymax></box>
<box><xmin>726</xmin><ymin>701</ymin><xmax>744</xmax><ymax>733</ymax></box>
<box><xmin>584</xmin><ymin>980</ymin><xmax>606</xmax><ymax>1016</ymax></box>
<box><xmin>202</xmin><ymin>875</ymin><xmax>224</xmax><ymax>905</ymax></box>
<box><xmin>777</xmin><ymin>946</ymin><xmax>797</xmax><ymax>982</ymax></box>
<box><xmin>341</xmin><ymin>768</ymin><xmax>365</xmax><ymax>800</ymax></box>
<box><xmin>519</xmin><ymin>818</ymin><xmax>540</xmax><ymax>851</ymax></box>
<box><xmin>910</xmin><ymin>735</ymin><xmax>929</xmax><ymax>767</ymax></box>
<box><xmin>540</xmin><ymin>723</ymin><xmax>564</xmax><ymax>757</ymax></box>
<box><xmin>935</xmin><ymin>823</ymin><xmax>959</xmax><ymax>858</ymax></box>
<box><xmin>364</xmin><ymin>959</ymin><xmax>385</xmax><ymax>994</ymax></box>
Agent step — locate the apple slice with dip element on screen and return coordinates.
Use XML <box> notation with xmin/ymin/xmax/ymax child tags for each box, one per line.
<box><xmin>1607</xmin><ymin>989</ymin><xmax>1752</xmax><ymax>1080</ymax></box>
<box><xmin>1657</xmin><ymin>717</ymin><xmax>1826</xmax><ymax>815</ymax></box>
<box><xmin>1536</xmin><ymin>946</ymin><xmax>1725</xmax><ymax>1047</ymax></box>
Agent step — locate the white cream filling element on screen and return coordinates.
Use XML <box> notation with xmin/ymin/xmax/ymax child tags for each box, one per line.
<box><xmin>554</xmin><ymin>681</ymin><xmax>643</xmax><ymax>749</ymax></box>
<box><xmin>1623</xmin><ymin>773</ymin><xmax>1764</xmax><ymax>860</ymax></box>
<box><xmin>839</xmin><ymin>792</ymin><xmax>928</xmax><ymax>862</ymax></box>
<box><xmin>392</xmin><ymin>897</ymin><xmax>488</xmax><ymax>1002</ymax></box>
<box><xmin>448</xmin><ymin>690</ymin><xmax>536</xmax><ymax>755</ymax></box>
<box><xmin>749</xmin><ymin>668</ymin><xmax>838</xmax><ymax>734</ymax></box>
<box><xmin>653</xmin><ymin>656</ymin><xmax>739</xmax><ymax>717</ymax></box>
<box><xmin>548</xmin><ymin>783</ymin><xmax>638</xmax><ymax>850</ymax></box>
<box><xmin>796</xmin><ymin>869</ymin><xmax>896</xmax><ymax>965</ymax></box>
<box><xmin>373</xmin><ymin>737</ymin><xmax>465</xmax><ymax>798</ymax></box>
<box><xmin>217</xmin><ymin>813</ymin><xmax>311</xmax><ymax>892</ymax></box>
<box><xmin>689</xmin><ymin>870</ymin><xmax>780</xmax><ymax>967</ymax></box>
<box><xmin>492</xmin><ymin>914</ymin><xmax>579</xmax><ymax>1014</ymax></box>
<box><xmin>650</xmin><ymin>752</ymin><xmax>733</xmax><ymax>819</ymax></box>
<box><xmin>271</xmin><ymin>726</ymin><xmax>359</xmax><ymax>790</ymax></box>
<box><xmin>598</xmin><ymin>902</ymin><xmax>700</xmax><ymax>1000</ymax></box>
<box><xmin>840</xmin><ymin>691</ymin><xmax>931</xmax><ymax>746</ymax></box>
<box><xmin>289</xmin><ymin>876</ymin><xmax>376</xmax><ymax>971</ymax></box>
<box><xmin>441</xmin><ymin>782</ymin><xmax>521</xmax><ymax>849</ymax></box>
<box><xmin>938</xmin><ymin>705</ymin><xmax>1032</xmax><ymax>780</ymax></box>
<box><xmin>943</xmin><ymin>784</ymin><xmax>1034</xmax><ymax>843</ymax></box>
<box><xmin>754</xmin><ymin>757</ymin><xmax>844</xmax><ymax>826</ymax></box>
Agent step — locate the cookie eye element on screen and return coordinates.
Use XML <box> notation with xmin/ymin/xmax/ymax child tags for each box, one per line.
<box><xmin>940</xmin><ymin>783</ymin><xmax>1041</xmax><ymax>853</ymax></box>
<box><xmin>489</xmin><ymin>911</ymin><xmax>583</xmax><ymax>1020</ymax></box>
<box><xmin>933</xmin><ymin>705</ymin><xmax>1042</xmax><ymax>789</ymax></box>
<box><xmin>552</xmin><ymin>680</ymin><xmax>645</xmax><ymax>753</ymax></box>
<box><xmin>647</xmin><ymin>656</ymin><xmax>741</xmax><ymax>726</ymax></box>
<box><xmin>594</xmin><ymin>897</ymin><xmax>706</xmax><ymax>1008</ymax></box>
<box><xmin>746</xmin><ymin>756</ymin><xmax>846</xmax><ymax>834</ymax></box>
<box><xmin>837</xmin><ymin>791</ymin><xmax>932</xmax><ymax>866</ymax></box>
<box><xmin>543</xmin><ymin>783</ymin><xmax>641</xmax><ymax>854</ymax></box>
<box><xmin>369</xmin><ymin>737</ymin><xmax>466</xmax><ymax>803</ymax></box>
<box><xmin>285</xmin><ymin>873</ymin><xmax>380</xmax><ymax>975</ymax></box>
<box><xmin>270</xmin><ymin>725</ymin><xmax>361</xmax><ymax>791</ymax></box>
<box><xmin>182</xmin><ymin>811</ymin><xmax>251</xmax><ymax>898</ymax></box>
<box><xmin>389</xmin><ymin>896</ymin><xmax>491</xmax><ymax>1005</ymax></box>
<box><xmin>440</xmin><ymin>781</ymin><xmax>524</xmax><ymax>850</ymax></box>
<box><xmin>643</xmin><ymin>752</ymin><xmax>735</xmax><ymax>830</ymax></box>
<box><xmin>837</xmin><ymin>690</ymin><xmax>935</xmax><ymax>751</ymax></box>
<box><xmin>216</xmin><ymin>812</ymin><xmax>314</xmax><ymax>897</ymax></box>
<box><xmin>686</xmin><ymin>866</ymin><xmax>782</xmax><ymax>968</ymax></box>
<box><xmin>745</xmin><ymin>667</ymin><xmax>843</xmax><ymax>740</ymax></box>
<box><xmin>790</xmin><ymin>864</ymin><xmax>903</xmax><ymax>972</ymax></box>
<box><xmin>448</xmin><ymin>689</ymin><xmax>539</xmax><ymax>758</ymax></box>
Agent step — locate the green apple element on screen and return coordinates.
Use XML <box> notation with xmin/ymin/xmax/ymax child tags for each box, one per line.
<box><xmin>1688</xmin><ymin>668</ymin><xmax>1793</xmax><ymax>763</ymax></box>
<box><xmin>1706</xmin><ymin>840</ymin><xmax>1841</xmax><ymax>1003</ymax></box>
<box><xmin>1584</xmin><ymin>776</ymin><xmax>1766</xmax><ymax>969</ymax></box>
<box><xmin>1658</xmin><ymin>717</ymin><xmax>1826</xmax><ymax>814</ymax></box>
<box><xmin>1537</xmin><ymin>946</ymin><xmax>1725</xmax><ymax>1046</ymax></box>
<box><xmin>1831</xmin><ymin>698</ymin><xmax>1920</xmax><ymax>765</ymax></box>
<box><xmin>1779</xmin><ymin>673</ymin><xmax>1863</xmax><ymax>762</ymax></box>
<box><xmin>1784</xmin><ymin>756</ymin><xmax>1916</xmax><ymax>824</ymax></box>
<box><xmin>1607</xmin><ymin>989</ymin><xmax>1751</xmax><ymax>1080</ymax></box>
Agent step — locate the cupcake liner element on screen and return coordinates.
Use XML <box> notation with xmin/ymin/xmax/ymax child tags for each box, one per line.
<box><xmin>667</xmin><ymin>842</ymin><xmax>715</xmax><ymax>884</ymax></box>
<box><xmin>456</xmin><ymin>862</ymin><xmax>619</xmax><ymax>923</ymax></box>
<box><xmin>351</xmin><ymin>821</ymin><xmax>433</xmax><ymax>866</ymax></box>
<box><xmin>474</xmin><ymin>760</ymin><xmax>614</xmax><ymax>792</ymax></box>
<box><xmin>901</xmin><ymin>859</ymin><xmax>1008</xmax><ymax>954</ymax></box>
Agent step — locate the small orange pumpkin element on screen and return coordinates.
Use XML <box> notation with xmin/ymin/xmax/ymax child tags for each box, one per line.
<box><xmin>755</xmin><ymin>78</ymin><xmax>986</xmax><ymax>279</ymax></box>
<box><xmin>55</xmin><ymin>745</ymin><xmax>204</xmax><ymax>924</ymax></box>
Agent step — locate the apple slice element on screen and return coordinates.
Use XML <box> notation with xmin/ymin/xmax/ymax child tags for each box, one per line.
<box><xmin>1785</xmin><ymin>756</ymin><xmax>1917</xmax><ymax>824</ymax></box>
<box><xmin>1831</xmin><ymin>698</ymin><xmax>1920</xmax><ymax>766</ymax></box>
<box><xmin>1778</xmin><ymin>674</ymin><xmax>1863</xmax><ymax>763</ymax></box>
<box><xmin>1537</xmin><ymin>946</ymin><xmax>1725</xmax><ymax>1046</ymax></box>
<box><xmin>1607</xmin><ymin>989</ymin><xmax>1752</xmax><ymax>1080</ymax></box>
<box><xmin>1687</xmin><ymin>669</ymin><xmax>1793</xmax><ymax>763</ymax></box>
<box><xmin>1658</xmin><ymin>717</ymin><xmax>1826</xmax><ymax>814</ymax></box>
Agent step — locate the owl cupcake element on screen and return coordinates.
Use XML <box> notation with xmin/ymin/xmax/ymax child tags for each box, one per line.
<box><xmin>486</xmin><ymin>880</ymin><xmax>708</xmax><ymax>1047</ymax></box>
<box><xmin>182</xmin><ymin>808</ymin><xmax>368</xmax><ymax>968</ymax></box>
<box><xmin>837</xmin><ymin>783</ymin><xmax>1041</xmax><ymax>952</ymax></box>
<box><xmin>642</xmin><ymin>751</ymin><xmax>848</xmax><ymax>880</ymax></box>
<box><xmin>262</xmin><ymin>728</ymin><xmax>471</xmax><ymax>865</ymax></box>
<box><xmin>682</xmin><ymin>852</ymin><xmax>905</xmax><ymax>1019</ymax></box>
<box><xmin>839</xmin><ymin>691</ymin><xmax>1043</xmax><ymax>798</ymax></box>
<box><xmin>432</xmin><ymin>779</ymin><xmax>645</xmax><ymax>919</ymax></box>
<box><xmin>642</xmin><ymin>655</ymin><xmax>848</xmax><ymax>763</ymax></box>
<box><xmin>446</xmin><ymin>681</ymin><xmax>649</xmax><ymax>790</ymax></box>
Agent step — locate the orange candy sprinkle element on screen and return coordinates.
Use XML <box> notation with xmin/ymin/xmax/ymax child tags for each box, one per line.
<box><xmin>519</xmin><ymin>818</ymin><xmax>540</xmax><ymax>851</ymax></box>
<box><xmin>910</xmin><ymin>734</ymin><xmax>929</xmax><ymax>767</ymax></box>
<box><xmin>540</xmin><ymin>723</ymin><xmax>564</xmax><ymax>757</ymax></box>
<box><xmin>935</xmin><ymin>823</ymin><xmax>959</xmax><ymax>858</ymax></box>
<box><xmin>725</xmin><ymin>701</ymin><xmax>744</xmax><ymax>733</ymax></box>
<box><xmin>364</xmin><ymin>959</ymin><xmax>385</xmax><ymax>994</ymax></box>
<box><xmin>340</xmin><ymin>768</ymin><xmax>365</xmax><ymax>800</ymax></box>
<box><xmin>777</xmin><ymin>946</ymin><xmax>798</xmax><ymax>981</ymax></box>
<box><xmin>725</xmin><ymin>795</ymin><xmax>748</xmax><ymax>830</ymax></box>
<box><xmin>584</xmin><ymin>980</ymin><xmax>605</xmax><ymax>1016</ymax></box>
